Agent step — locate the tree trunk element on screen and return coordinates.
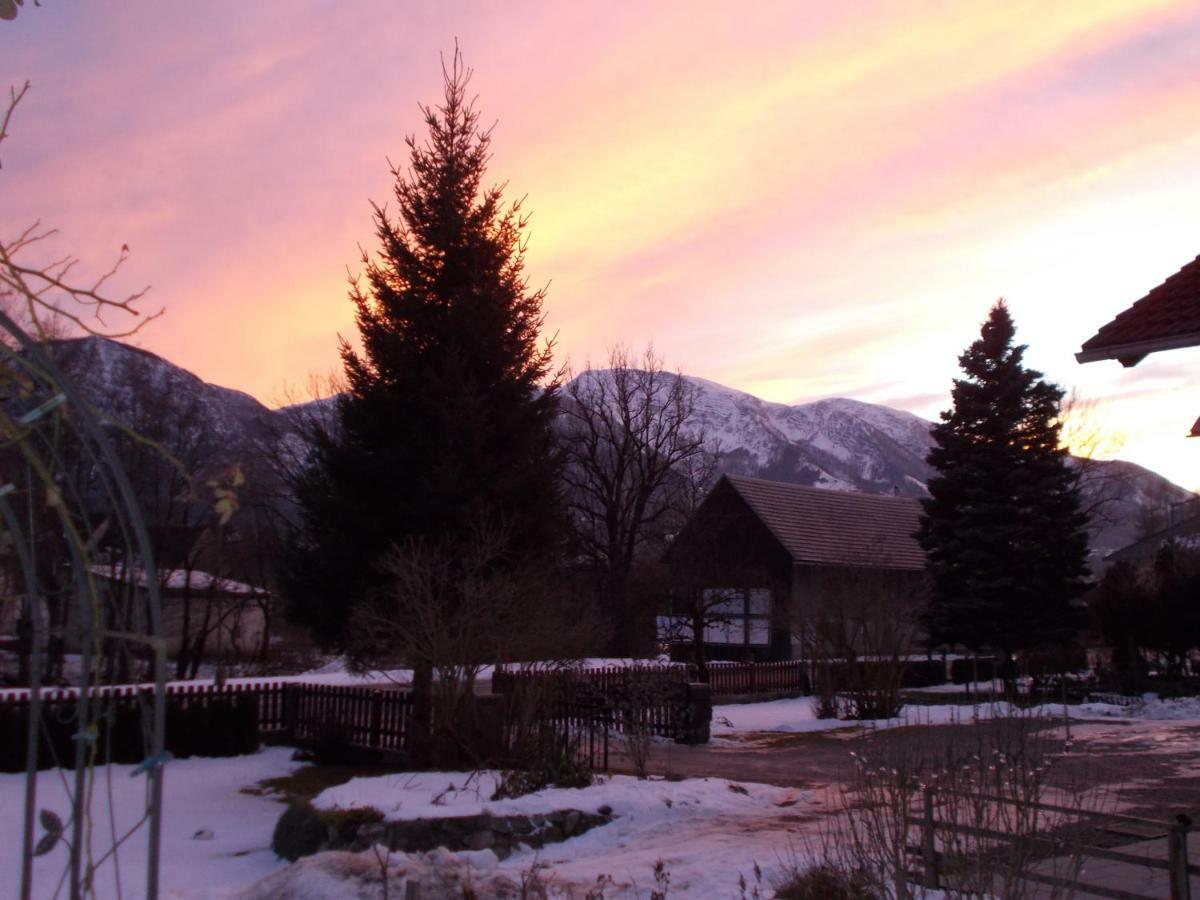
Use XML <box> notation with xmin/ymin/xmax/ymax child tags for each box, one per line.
<box><xmin>690</xmin><ymin>606</ymin><xmax>710</xmax><ymax>683</ymax></box>
<box><xmin>410</xmin><ymin>661</ymin><xmax>434</xmax><ymax>768</ymax></box>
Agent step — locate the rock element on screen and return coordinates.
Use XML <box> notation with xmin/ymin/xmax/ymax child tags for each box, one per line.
<box><xmin>192</xmin><ymin>828</ymin><xmax>214</xmax><ymax>841</ymax></box>
<box><xmin>490</xmin><ymin>816</ymin><xmax>513</xmax><ymax>834</ymax></box>
<box><xmin>562</xmin><ymin>811</ymin><xmax>581</xmax><ymax>836</ymax></box>
<box><xmin>357</xmin><ymin>823</ymin><xmax>387</xmax><ymax>845</ymax></box>
<box><xmin>597</xmin><ymin>805</ymin><xmax>613</xmax><ymax>816</ymax></box>
<box><xmin>467</xmin><ymin>829</ymin><xmax>496</xmax><ymax>851</ymax></box>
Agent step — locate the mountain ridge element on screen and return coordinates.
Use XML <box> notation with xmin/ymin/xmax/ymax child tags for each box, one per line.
<box><xmin>53</xmin><ymin>336</ymin><xmax>1195</xmax><ymax>562</ymax></box>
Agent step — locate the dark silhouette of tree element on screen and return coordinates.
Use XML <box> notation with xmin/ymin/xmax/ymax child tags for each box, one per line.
<box><xmin>1092</xmin><ymin>546</ymin><xmax>1200</xmax><ymax>687</ymax></box>
<box><xmin>917</xmin><ymin>301</ymin><xmax>1088</xmax><ymax>672</ymax></box>
<box><xmin>282</xmin><ymin>51</ymin><xmax>563</xmax><ymax>657</ymax></box>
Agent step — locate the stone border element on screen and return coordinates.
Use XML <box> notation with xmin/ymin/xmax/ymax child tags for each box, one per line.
<box><xmin>347</xmin><ymin>808</ymin><xmax>614</xmax><ymax>861</ymax></box>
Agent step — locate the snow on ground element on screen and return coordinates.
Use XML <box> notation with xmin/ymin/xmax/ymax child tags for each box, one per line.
<box><xmin>1070</xmin><ymin>694</ymin><xmax>1200</xmax><ymax>721</ymax></box>
<box><xmin>1</xmin><ymin>753</ymin><xmax>817</xmax><ymax>898</ymax></box>
<box><xmin>311</xmin><ymin>770</ymin><xmax>811</xmax><ymax>897</ymax></box>
<box><xmin>712</xmin><ymin>694</ymin><xmax>1200</xmax><ymax>736</ymax></box>
<box><xmin>1</xmin><ymin>746</ymin><xmax>301</xmax><ymax>900</ymax></box>
<box><xmin>910</xmin><ymin>679</ymin><xmax>1005</xmax><ymax>694</ymax></box>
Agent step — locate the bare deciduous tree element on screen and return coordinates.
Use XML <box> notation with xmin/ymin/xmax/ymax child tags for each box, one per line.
<box><xmin>795</xmin><ymin>560</ymin><xmax>928</xmax><ymax>720</ymax></box>
<box><xmin>562</xmin><ymin>346</ymin><xmax>709</xmax><ymax>654</ymax></box>
<box><xmin>350</xmin><ymin>520</ymin><xmax>602</xmax><ymax>766</ymax></box>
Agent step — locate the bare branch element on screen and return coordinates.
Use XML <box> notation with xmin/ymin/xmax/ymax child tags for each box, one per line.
<box><xmin>0</xmin><ymin>79</ymin><xmax>30</xmax><ymax>168</ymax></box>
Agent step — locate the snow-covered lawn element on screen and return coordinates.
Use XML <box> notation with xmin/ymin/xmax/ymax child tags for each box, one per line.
<box><xmin>712</xmin><ymin>693</ymin><xmax>1200</xmax><ymax>736</ymax></box>
<box><xmin>1</xmin><ymin>747</ymin><xmax>301</xmax><ymax>900</ymax></box>
<box><xmin>2</xmin><ymin>751</ymin><xmax>814</xmax><ymax>898</ymax></box>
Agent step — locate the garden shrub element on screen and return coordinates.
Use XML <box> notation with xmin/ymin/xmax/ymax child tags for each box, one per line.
<box><xmin>0</xmin><ymin>692</ymin><xmax>261</xmax><ymax>772</ymax></box>
<box><xmin>775</xmin><ymin>865</ymin><xmax>879</xmax><ymax>900</ymax></box>
<box><xmin>951</xmin><ymin>657</ymin><xmax>996</xmax><ymax>684</ymax></box>
<box><xmin>271</xmin><ymin>800</ymin><xmax>327</xmax><ymax>861</ymax></box>
<box><xmin>270</xmin><ymin>799</ymin><xmax>384</xmax><ymax>861</ymax></box>
<box><xmin>313</xmin><ymin>722</ymin><xmax>356</xmax><ymax>767</ymax></box>
<box><xmin>901</xmin><ymin>660</ymin><xmax>947</xmax><ymax>688</ymax></box>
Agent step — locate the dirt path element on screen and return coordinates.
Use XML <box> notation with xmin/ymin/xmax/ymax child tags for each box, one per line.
<box><xmin>611</xmin><ymin>729</ymin><xmax>857</xmax><ymax>791</ymax></box>
<box><xmin>606</xmin><ymin>717</ymin><xmax>1200</xmax><ymax>898</ymax></box>
<box><xmin>611</xmin><ymin>718</ymin><xmax>1200</xmax><ymax>819</ymax></box>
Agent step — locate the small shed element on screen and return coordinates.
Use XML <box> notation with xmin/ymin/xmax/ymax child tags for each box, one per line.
<box><xmin>89</xmin><ymin>564</ymin><xmax>270</xmax><ymax>660</ymax></box>
<box><xmin>663</xmin><ymin>474</ymin><xmax>927</xmax><ymax>661</ymax></box>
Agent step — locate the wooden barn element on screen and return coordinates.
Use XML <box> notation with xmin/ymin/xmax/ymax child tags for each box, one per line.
<box><xmin>662</xmin><ymin>474</ymin><xmax>928</xmax><ymax>662</ymax></box>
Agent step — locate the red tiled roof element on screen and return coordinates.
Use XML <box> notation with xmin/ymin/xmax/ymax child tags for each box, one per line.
<box><xmin>724</xmin><ymin>475</ymin><xmax>926</xmax><ymax>571</ymax></box>
<box><xmin>1191</xmin><ymin>414</ymin><xmax>1200</xmax><ymax>439</ymax></box>
<box><xmin>1077</xmin><ymin>254</ymin><xmax>1200</xmax><ymax>366</ymax></box>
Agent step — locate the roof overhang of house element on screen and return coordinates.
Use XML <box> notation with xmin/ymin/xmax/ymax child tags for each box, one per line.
<box><xmin>1075</xmin><ymin>331</ymin><xmax>1200</xmax><ymax>367</ymax></box>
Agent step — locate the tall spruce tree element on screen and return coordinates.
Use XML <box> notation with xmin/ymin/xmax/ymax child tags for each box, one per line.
<box><xmin>284</xmin><ymin>52</ymin><xmax>563</xmax><ymax>649</ymax></box>
<box><xmin>917</xmin><ymin>301</ymin><xmax>1089</xmax><ymax>665</ymax></box>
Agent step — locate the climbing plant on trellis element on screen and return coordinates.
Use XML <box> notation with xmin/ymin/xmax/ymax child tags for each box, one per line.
<box><xmin>2</xmin><ymin>78</ymin><xmax>170</xmax><ymax>899</ymax></box>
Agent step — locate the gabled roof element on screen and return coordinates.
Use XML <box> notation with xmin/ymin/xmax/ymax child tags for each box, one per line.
<box><xmin>1077</xmin><ymin>254</ymin><xmax>1200</xmax><ymax>366</ymax></box>
<box><xmin>1105</xmin><ymin>513</ymin><xmax>1200</xmax><ymax>564</ymax></box>
<box><xmin>722</xmin><ymin>474</ymin><xmax>926</xmax><ymax>571</ymax></box>
<box><xmin>90</xmin><ymin>564</ymin><xmax>268</xmax><ymax>597</ymax></box>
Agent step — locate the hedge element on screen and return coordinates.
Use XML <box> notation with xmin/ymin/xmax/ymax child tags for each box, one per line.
<box><xmin>0</xmin><ymin>693</ymin><xmax>260</xmax><ymax>772</ymax></box>
<box><xmin>950</xmin><ymin>658</ymin><xmax>996</xmax><ymax>684</ymax></box>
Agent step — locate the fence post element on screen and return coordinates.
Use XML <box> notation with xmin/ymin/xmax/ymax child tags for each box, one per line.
<box><xmin>1169</xmin><ymin>814</ymin><xmax>1192</xmax><ymax>900</ymax></box>
<box><xmin>923</xmin><ymin>786</ymin><xmax>939</xmax><ymax>889</ymax></box>
<box><xmin>282</xmin><ymin>683</ymin><xmax>299</xmax><ymax>740</ymax></box>
<box><xmin>370</xmin><ymin>691</ymin><xmax>384</xmax><ymax>749</ymax></box>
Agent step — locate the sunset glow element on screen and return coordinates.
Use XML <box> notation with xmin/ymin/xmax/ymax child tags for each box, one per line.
<box><xmin>3</xmin><ymin>1</ymin><xmax>1198</xmax><ymax>488</ymax></box>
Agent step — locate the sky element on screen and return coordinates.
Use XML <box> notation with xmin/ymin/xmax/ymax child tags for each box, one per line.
<box><xmin>2</xmin><ymin>1</ymin><xmax>1199</xmax><ymax>491</ymax></box>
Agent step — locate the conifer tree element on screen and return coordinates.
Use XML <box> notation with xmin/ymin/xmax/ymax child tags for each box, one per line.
<box><xmin>283</xmin><ymin>52</ymin><xmax>563</xmax><ymax>649</ymax></box>
<box><xmin>917</xmin><ymin>301</ymin><xmax>1089</xmax><ymax>666</ymax></box>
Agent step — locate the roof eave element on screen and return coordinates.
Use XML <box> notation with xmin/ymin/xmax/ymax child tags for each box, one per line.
<box><xmin>1076</xmin><ymin>331</ymin><xmax>1200</xmax><ymax>366</ymax></box>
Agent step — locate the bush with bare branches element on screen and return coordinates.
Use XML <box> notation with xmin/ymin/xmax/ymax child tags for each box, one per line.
<box><xmin>796</xmin><ymin>564</ymin><xmax>927</xmax><ymax>721</ymax></box>
<box><xmin>817</xmin><ymin>706</ymin><xmax>1100</xmax><ymax>899</ymax></box>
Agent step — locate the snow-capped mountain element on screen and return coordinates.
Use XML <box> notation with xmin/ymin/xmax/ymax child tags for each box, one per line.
<box><xmin>46</xmin><ymin>336</ymin><xmax>278</xmax><ymax>448</ymax></box>
<box><xmin>684</xmin><ymin>377</ymin><xmax>935</xmax><ymax>496</ymax></box>
<box><xmin>50</xmin><ymin>337</ymin><xmax>1195</xmax><ymax>560</ymax></box>
<box><xmin>677</xmin><ymin>375</ymin><xmax>1192</xmax><ymax>558</ymax></box>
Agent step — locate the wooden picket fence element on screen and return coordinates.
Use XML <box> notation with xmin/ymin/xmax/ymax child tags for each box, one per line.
<box><xmin>493</xmin><ymin>667</ymin><xmax>685</xmax><ymax>739</ymax></box>
<box><xmin>0</xmin><ymin>681</ymin><xmax>614</xmax><ymax>767</ymax></box>
<box><xmin>0</xmin><ymin>681</ymin><xmax>403</xmax><ymax>757</ymax></box>
<box><xmin>0</xmin><ymin>680</ymin><xmax>289</xmax><ymax>730</ymax></box>
<box><xmin>493</xmin><ymin>659</ymin><xmax>809</xmax><ymax>701</ymax></box>
<box><xmin>706</xmin><ymin>660</ymin><xmax>808</xmax><ymax>695</ymax></box>
<box><xmin>284</xmin><ymin>683</ymin><xmax>412</xmax><ymax>752</ymax></box>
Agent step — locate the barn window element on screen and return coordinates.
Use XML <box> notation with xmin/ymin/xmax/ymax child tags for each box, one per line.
<box><xmin>702</xmin><ymin>587</ymin><xmax>771</xmax><ymax>646</ymax></box>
